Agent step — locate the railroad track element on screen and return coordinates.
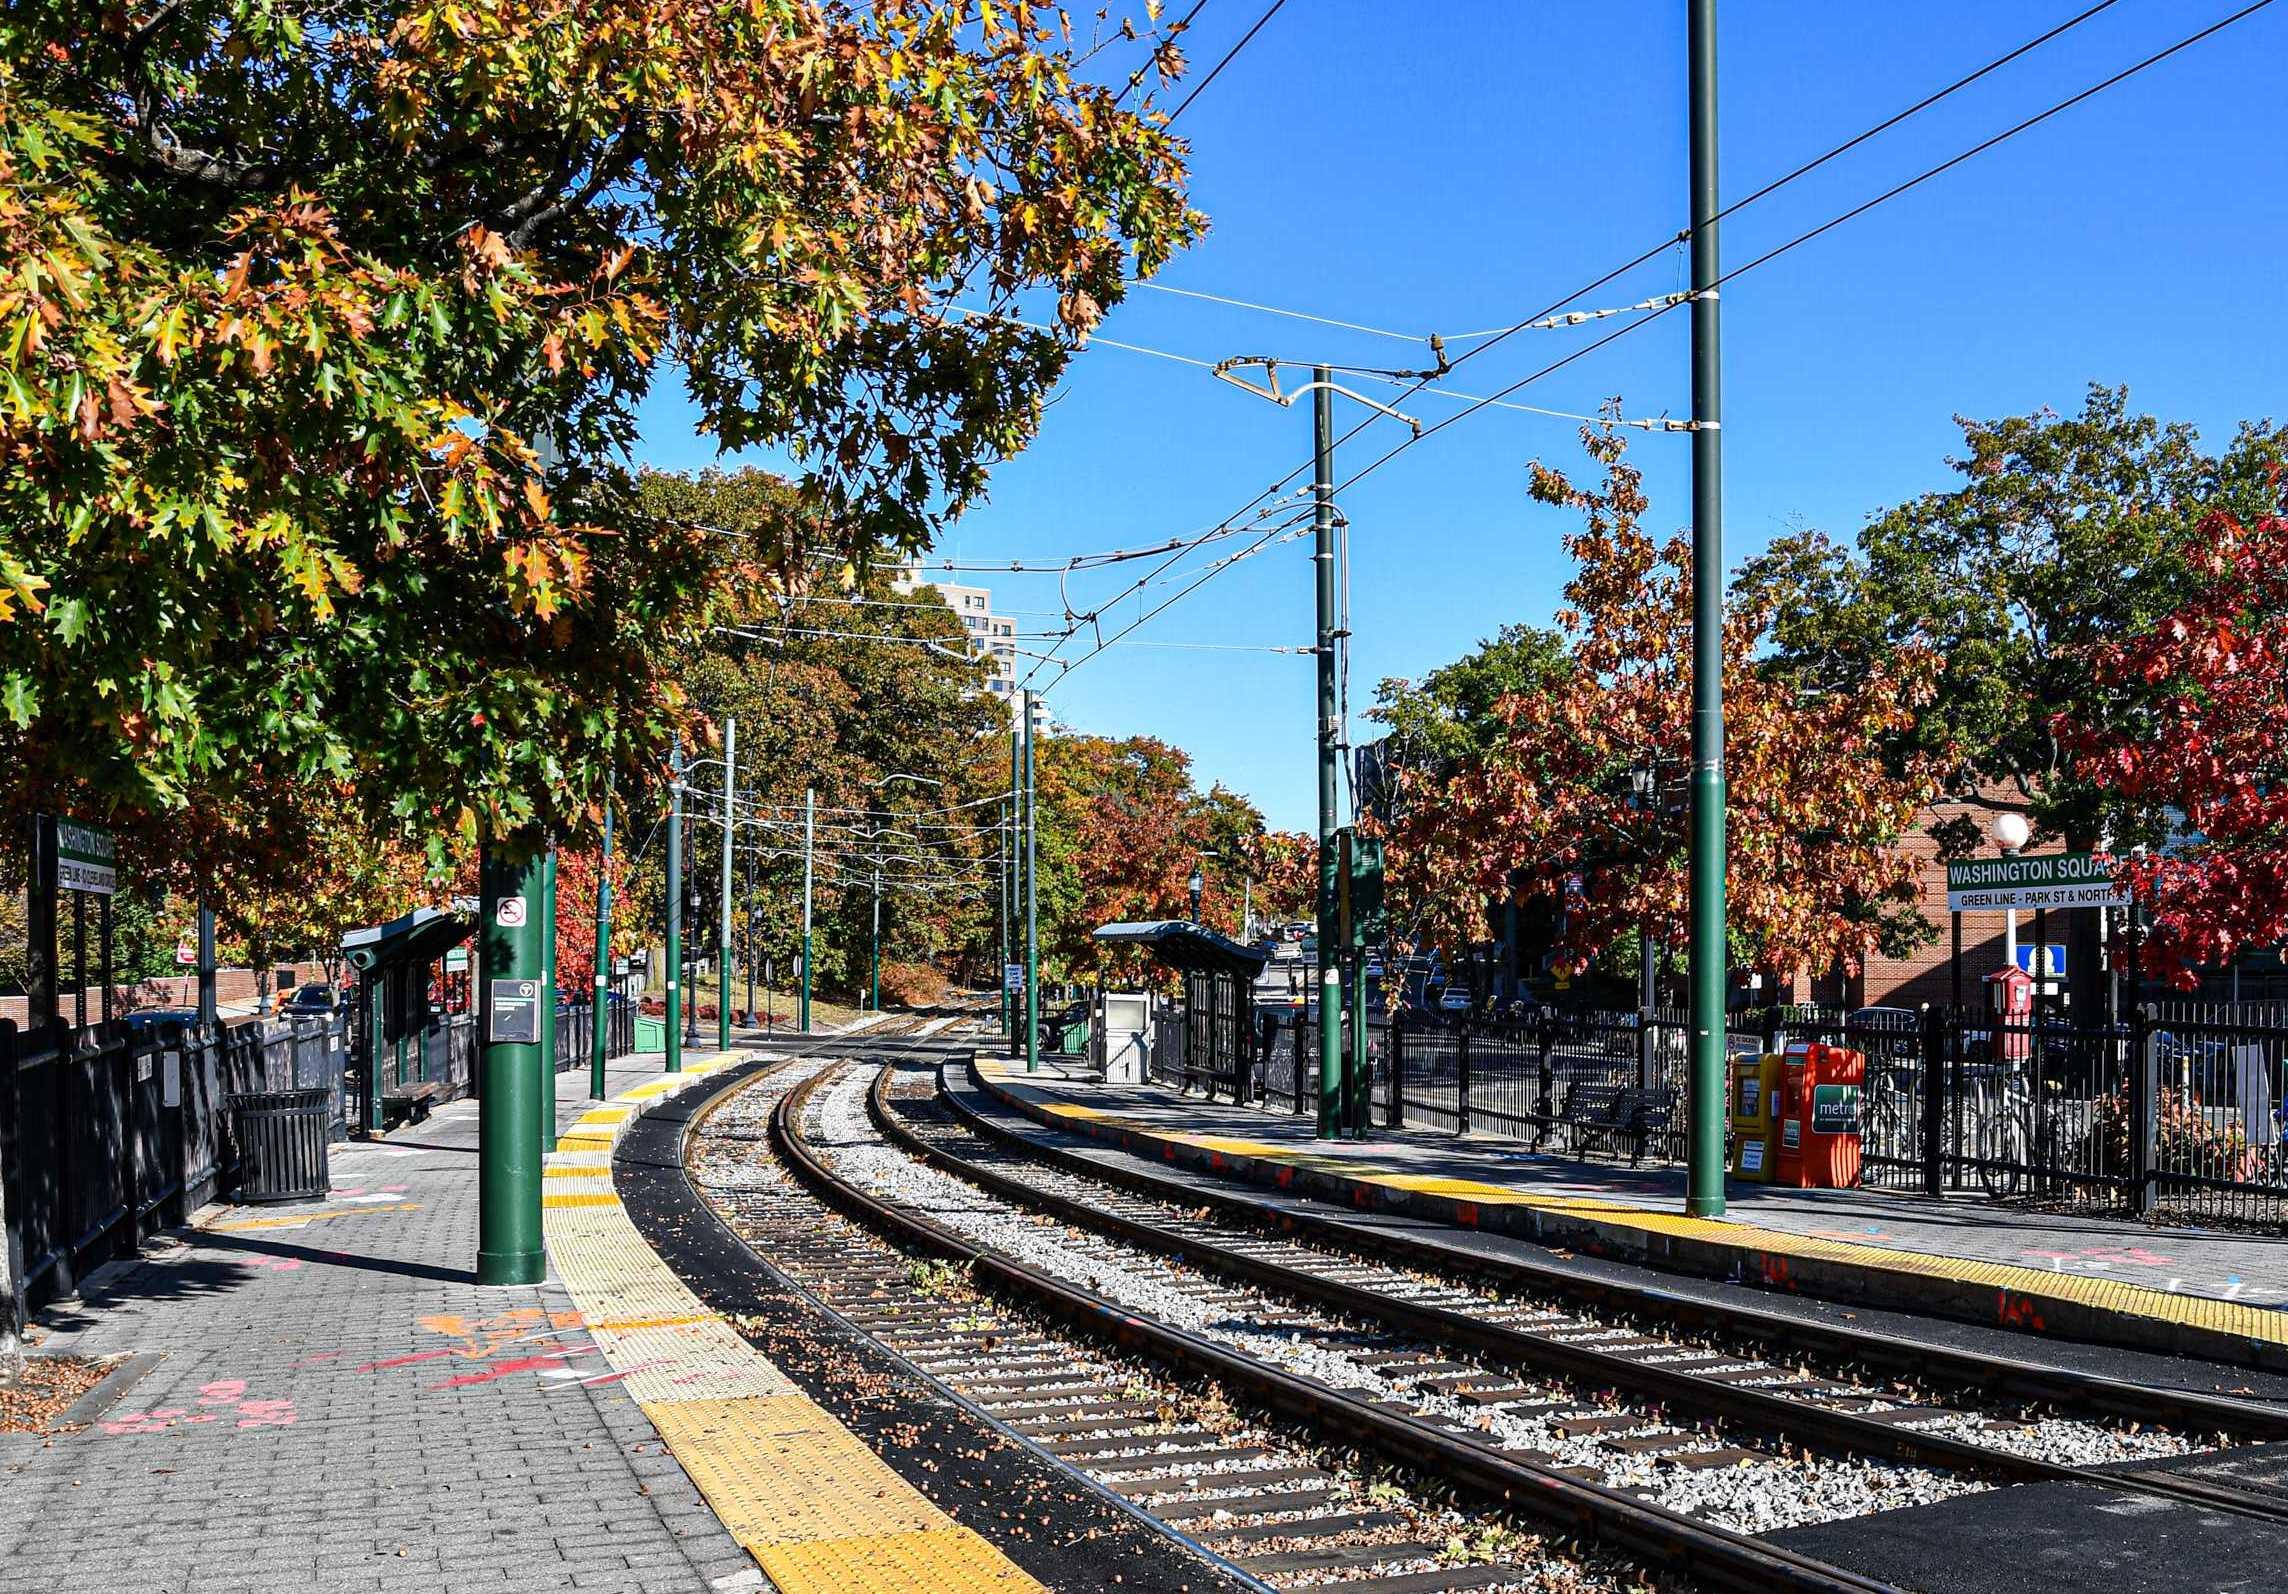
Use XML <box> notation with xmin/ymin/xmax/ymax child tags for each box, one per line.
<box><xmin>690</xmin><ymin>1050</ymin><xmax>1639</xmax><ymax>1593</ymax></box>
<box><xmin>893</xmin><ymin>1054</ymin><xmax>2288</xmax><ymax>1527</ymax></box>
<box><xmin>749</xmin><ymin>1045</ymin><xmax>1918</xmax><ymax>1593</ymax></box>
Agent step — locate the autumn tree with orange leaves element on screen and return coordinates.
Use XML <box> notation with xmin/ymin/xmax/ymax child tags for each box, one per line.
<box><xmin>2058</xmin><ymin>491</ymin><xmax>2288</xmax><ymax>986</ymax></box>
<box><xmin>0</xmin><ymin>0</ymin><xmax>1199</xmax><ymax>882</ymax></box>
<box><xmin>1388</xmin><ymin>426</ymin><xmax>1944</xmax><ymax>984</ymax></box>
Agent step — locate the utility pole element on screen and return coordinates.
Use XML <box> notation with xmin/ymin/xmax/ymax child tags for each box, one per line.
<box><xmin>799</xmin><ymin>786</ymin><xmax>814</xmax><ymax>1033</ymax></box>
<box><xmin>591</xmin><ymin>796</ymin><xmax>612</xmax><ymax>1100</ymax></box>
<box><xmin>718</xmin><ymin>717</ymin><xmax>736</xmax><ymax>1052</ymax></box>
<box><xmin>869</xmin><ymin>867</ymin><xmax>883</xmax><ymax>1012</ymax></box>
<box><xmin>1008</xmin><ymin>727</ymin><xmax>1021</xmax><ymax>1047</ymax></box>
<box><xmin>1685</xmin><ymin>0</ymin><xmax>1728</xmax><ymax>1218</ymax></box>
<box><xmin>196</xmin><ymin>905</ymin><xmax>216</xmax><ymax>1028</ymax></box>
<box><xmin>1023</xmin><ymin>689</ymin><xmax>1039</xmax><ymax>1073</ymax></box>
<box><xmin>999</xmin><ymin>791</ymin><xmax>1013</xmax><ymax>1041</ymax></box>
<box><xmin>665</xmin><ymin>741</ymin><xmax>684</xmax><ymax>1075</ymax></box>
<box><xmin>538</xmin><ymin>844</ymin><xmax>557</xmax><ymax>1164</ymax></box>
<box><xmin>744</xmin><ymin>830</ymin><xmax>757</xmax><ymax>1024</ymax></box>
<box><xmin>1313</xmin><ymin>368</ymin><xmax>1342</xmax><ymax>1140</ymax></box>
<box><xmin>477</xmin><ymin>836</ymin><xmax>546</xmax><ymax>1285</ymax></box>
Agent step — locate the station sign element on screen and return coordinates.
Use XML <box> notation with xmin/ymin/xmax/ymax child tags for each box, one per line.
<box><xmin>1003</xmin><ymin>962</ymin><xmax>1025</xmax><ymax>993</ymax></box>
<box><xmin>1945</xmin><ymin>850</ymin><xmax>2125</xmax><ymax>913</ymax></box>
<box><xmin>54</xmin><ymin>818</ymin><xmax>117</xmax><ymax>896</ymax></box>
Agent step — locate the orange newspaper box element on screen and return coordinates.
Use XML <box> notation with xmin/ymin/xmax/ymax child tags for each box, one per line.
<box><xmin>1774</xmin><ymin>1040</ymin><xmax>1814</xmax><ymax>1186</ymax></box>
<box><xmin>1776</xmin><ymin>1041</ymin><xmax>1865</xmax><ymax>1188</ymax></box>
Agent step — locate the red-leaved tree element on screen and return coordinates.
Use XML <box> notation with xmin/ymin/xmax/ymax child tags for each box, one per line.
<box><xmin>2057</xmin><ymin>492</ymin><xmax>2288</xmax><ymax>985</ymax></box>
<box><xmin>1388</xmin><ymin>426</ymin><xmax>1944</xmax><ymax>981</ymax></box>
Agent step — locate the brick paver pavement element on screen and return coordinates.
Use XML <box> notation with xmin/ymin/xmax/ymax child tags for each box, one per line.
<box><xmin>0</xmin><ymin>1054</ymin><xmax>760</xmax><ymax>1594</ymax></box>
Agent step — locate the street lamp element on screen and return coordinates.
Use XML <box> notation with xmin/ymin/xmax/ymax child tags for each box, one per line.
<box><xmin>1188</xmin><ymin>864</ymin><xmax>1205</xmax><ymax>926</ymax></box>
<box><xmin>1991</xmin><ymin>812</ymin><xmax>2030</xmax><ymax>977</ymax></box>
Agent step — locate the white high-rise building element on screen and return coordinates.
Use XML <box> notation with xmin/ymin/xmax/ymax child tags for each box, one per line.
<box><xmin>893</xmin><ymin>566</ymin><xmax>1050</xmax><ymax>740</ymax></box>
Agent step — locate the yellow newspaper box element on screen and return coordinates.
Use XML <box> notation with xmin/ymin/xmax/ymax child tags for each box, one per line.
<box><xmin>1728</xmin><ymin>1052</ymin><xmax>1784</xmax><ymax>1182</ymax></box>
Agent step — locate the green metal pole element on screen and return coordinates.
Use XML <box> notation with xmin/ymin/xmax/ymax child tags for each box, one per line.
<box><xmin>799</xmin><ymin>786</ymin><xmax>814</xmax><ymax>1033</ymax></box>
<box><xmin>590</xmin><ymin>798</ymin><xmax>612</xmax><ymax>1100</ymax></box>
<box><xmin>999</xmin><ymin>793</ymin><xmax>1012</xmax><ymax>1040</ymax></box>
<box><xmin>1687</xmin><ymin>0</ymin><xmax>1728</xmax><ymax>1218</ymax></box>
<box><xmin>666</xmin><ymin>741</ymin><xmax>684</xmax><ymax>1075</ymax></box>
<box><xmin>869</xmin><ymin>869</ymin><xmax>882</xmax><ymax>1012</ymax></box>
<box><xmin>718</xmin><ymin>717</ymin><xmax>736</xmax><ymax>1053</ymax></box>
<box><xmin>1023</xmin><ymin>691</ymin><xmax>1039</xmax><ymax>1073</ymax></box>
<box><xmin>1008</xmin><ymin>730</ymin><xmax>1021</xmax><ymax>1045</ymax></box>
<box><xmin>477</xmin><ymin>836</ymin><xmax>547</xmax><ymax>1285</ymax></box>
<box><xmin>1313</xmin><ymin>368</ymin><xmax>1342</xmax><ymax>1139</ymax></box>
<box><xmin>538</xmin><ymin>844</ymin><xmax>557</xmax><ymax>1164</ymax></box>
<box><xmin>1336</xmin><ymin>951</ymin><xmax>1354</xmax><ymax>1138</ymax></box>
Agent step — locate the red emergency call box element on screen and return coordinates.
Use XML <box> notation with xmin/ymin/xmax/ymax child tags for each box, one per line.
<box><xmin>1984</xmin><ymin>965</ymin><xmax>2034</xmax><ymax>1061</ymax></box>
<box><xmin>1774</xmin><ymin>1041</ymin><xmax>1865</xmax><ymax>1189</ymax></box>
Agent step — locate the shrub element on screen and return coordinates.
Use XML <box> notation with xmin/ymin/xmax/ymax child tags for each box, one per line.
<box><xmin>880</xmin><ymin>961</ymin><xmax>950</xmax><ymax>1008</ymax></box>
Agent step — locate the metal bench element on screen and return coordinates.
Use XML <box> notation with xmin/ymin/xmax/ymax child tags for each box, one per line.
<box><xmin>1558</xmin><ymin>1081</ymin><xmax>1677</xmax><ymax>1165</ymax></box>
<box><xmin>382</xmin><ymin>1079</ymin><xmax>440</xmax><ymax>1128</ymax></box>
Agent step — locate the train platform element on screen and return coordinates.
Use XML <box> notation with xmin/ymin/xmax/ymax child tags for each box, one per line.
<box><xmin>2</xmin><ymin>1026</ymin><xmax>1236</xmax><ymax>1594</ymax></box>
<box><xmin>973</xmin><ymin>1054</ymin><xmax>2288</xmax><ymax>1375</ymax></box>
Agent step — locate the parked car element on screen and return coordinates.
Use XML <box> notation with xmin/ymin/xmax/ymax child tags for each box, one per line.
<box><xmin>1845</xmin><ymin>1005</ymin><xmax>1921</xmax><ymax>1066</ymax></box>
<box><xmin>1437</xmin><ymin>986</ymin><xmax>1473</xmax><ymax>1015</ymax></box>
<box><xmin>120</xmin><ymin>1006</ymin><xmax>198</xmax><ymax>1036</ymax></box>
<box><xmin>283</xmin><ymin>982</ymin><xmax>341</xmax><ymax>1017</ymax></box>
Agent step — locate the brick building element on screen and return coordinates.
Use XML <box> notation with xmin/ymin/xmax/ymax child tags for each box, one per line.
<box><xmin>1802</xmin><ymin>786</ymin><xmax>2074</xmax><ymax>1013</ymax></box>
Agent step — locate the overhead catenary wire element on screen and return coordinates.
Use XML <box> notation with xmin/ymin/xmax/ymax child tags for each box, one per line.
<box><xmin>1018</xmin><ymin>0</ymin><xmax>2255</xmax><ymax>693</ymax></box>
<box><xmin>1331</xmin><ymin>0</ymin><xmax>2283</xmax><ymax>501</ymax></box>
<box><xmin>1166</xmin><ymin>0</ymin><xmax>1287</xmax><ymax>124</ymax></box>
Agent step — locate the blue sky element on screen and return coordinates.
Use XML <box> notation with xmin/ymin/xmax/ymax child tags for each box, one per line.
<box><xmin>637</xmin><ymin>0</ymin><xmax>2288</xmax><ymax>832</ymax></box>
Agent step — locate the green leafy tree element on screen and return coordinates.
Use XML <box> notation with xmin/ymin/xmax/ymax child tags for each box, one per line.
<box><xmin>1736</xmin><ymin>384</ymin><xmax>2288</xmax><ymax>1004</ymax></box>
<box><xmin>0</xmin><ymin>1</ymin><xmax>1200</xmax><ymax>878</ymax></box>
<box><xmin>1371</xmin><ymin>623</ymin><xmax>1572</xmax><ymax>782</ymax></box>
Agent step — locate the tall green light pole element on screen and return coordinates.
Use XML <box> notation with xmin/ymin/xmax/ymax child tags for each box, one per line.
<box><xmin>538</xmin><ymin>844</ymin><xmax>557</xmax><ymax>1164</ymax></box>
<box><xmin>1023</xmin><ymin>691</ymin><xmax>1039</xmax><ymax>1073</ymax></box>
<box><xmin>590</xmin><ymin>796</ymin><xmax>612</xmax><ymax>1100</ymax></box>
<box><xmin>868</xmin><ymin>868</ymin><xmax>883</xmax><ymax>1012</ymax></box>
<box><xmin>1312</xmin><ymin>368</ymin><xmax>1343</xmax><ymax>1139</ymax></box>
<box><xmin>1686</xmin><ymin>0</ymin><xmax>1729</xmax><ymax>1217</ymax></box>
<box><xmin>665</xmin><ymin>741</ymin><xmax>684</xmax><ymax>1075</ymax></box>
<box><xmin>718</xmin><ymin>717</ymin><xmax>737</xmax><ymax>1052</ymax></box>
<box><xmin>999</xmin><ymin>793</ymin><xmax>1013</xmax><ymax>1040</ymax></box>
<box><xmin>799</xmin><ymin>786</ymin><xmax>814</xmax><ymax>1033</ymax></box>
<box><xmin>1008</xmin><ymin>727</ymin><xmax>1021</xmax><ymax>1048</ymax></box>
<box><xmin>477</xmin><ymin>836</ymin><xmax>547</xmax><ymax>1286</ymax></box>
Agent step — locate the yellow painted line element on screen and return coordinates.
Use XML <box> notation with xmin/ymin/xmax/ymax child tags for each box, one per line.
<box><xmin>545</xmin><ymin>1165</ymin><xmax>612</xmax><ymax>1179</ymax></box>
<box><xmin>544</xmin><ymin>1053</ymin><xmax>1046</xmax><ymax>1592</ymax></box>
<box><xmin>209</xmin><ymin>1202</ymin><xmax>420</xmax><ymax>1232</ymax></box>
<box><xmin>587</xmin><ymin>1312</ymin><xmax>718</xmax><ymax>1333</ymax></box>
<box><xmin>984</xmin><ymin>1061</ymin><xmax>2288</xmax><ymax>1348</ymax></box>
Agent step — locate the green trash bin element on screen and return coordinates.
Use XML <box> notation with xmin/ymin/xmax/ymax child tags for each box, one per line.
<box><xmin>635</xmin><ymin>1013</ymin><xmax>665</xmax><ymax>1052</ymax></box>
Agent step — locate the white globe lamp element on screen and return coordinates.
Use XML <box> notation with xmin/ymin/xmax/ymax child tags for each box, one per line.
<box><xmin>1990</xmin><ymin>813</ymin><xmax>2031</xmax><ymax>855</ymax></box>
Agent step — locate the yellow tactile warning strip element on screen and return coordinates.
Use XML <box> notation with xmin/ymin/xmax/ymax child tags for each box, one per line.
<box><xmin>544</xmin><ymin>1053</ymin><xmax>1049</xmax><ymax>1593</ymax></box>
<box><xmin>978</xmin><ymin>1055</ymin><xmax>2288</xmax><ymax>1352</ymax></box>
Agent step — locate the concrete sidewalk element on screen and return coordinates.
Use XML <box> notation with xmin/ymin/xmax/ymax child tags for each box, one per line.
<box><xmin>979</xmin><ymin>1057</ymin><xmax>2288</xmax><ymax>1371</ymax></box>
<box><xmin>0</xmin><ymin>1052</ymin><xmax>758</xmax><ymax>1594</ymax></box>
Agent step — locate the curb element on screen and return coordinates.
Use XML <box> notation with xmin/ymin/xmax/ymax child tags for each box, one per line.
<box><xmin>973</xmin><ymin>1055</ymin><xmax>2288</xmax><ymax>1375</ymax></box>
<box><xmin>543</xmin><ymin>1049</ymin><xmax>1047</xmax><ymax>1593</ymax></box>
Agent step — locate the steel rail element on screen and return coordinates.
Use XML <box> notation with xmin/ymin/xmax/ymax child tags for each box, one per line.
<box><xmin>770</xmin><ymin>1062</ymin><xmax>1907</xmax><ymax>1594</ymax></box>
<box><xmin>933</xmin><ymin>1059</ymin><xmax>2288</xmax><ymax>1525</ymax></box>
<box><xmin>956</xmin><ymin>1058</ymin><xmax>2288</xmax><ymax>1438</ymax></box>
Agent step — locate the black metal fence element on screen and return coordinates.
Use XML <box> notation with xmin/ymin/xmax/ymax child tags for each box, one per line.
<box><xmin>552</xmin><ymin>993</ymin><xmax>636</xmax><ymax>1077</ymax></box>
<box><xmin>1</xmin><ymin>1011</ymin><xmax>351</xmax><ymax>1314</ymax></box>
<box><xmin>1209</xmin><ymin>997</ymin><xmax>2288</xmax><ymax>1227</ymax></box>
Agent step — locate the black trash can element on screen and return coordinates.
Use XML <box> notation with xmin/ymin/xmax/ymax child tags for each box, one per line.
<box><xmin>231</xmin><ymin>1087</ymin><xmax>334</xmax><ymax>1202</ymax></box>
